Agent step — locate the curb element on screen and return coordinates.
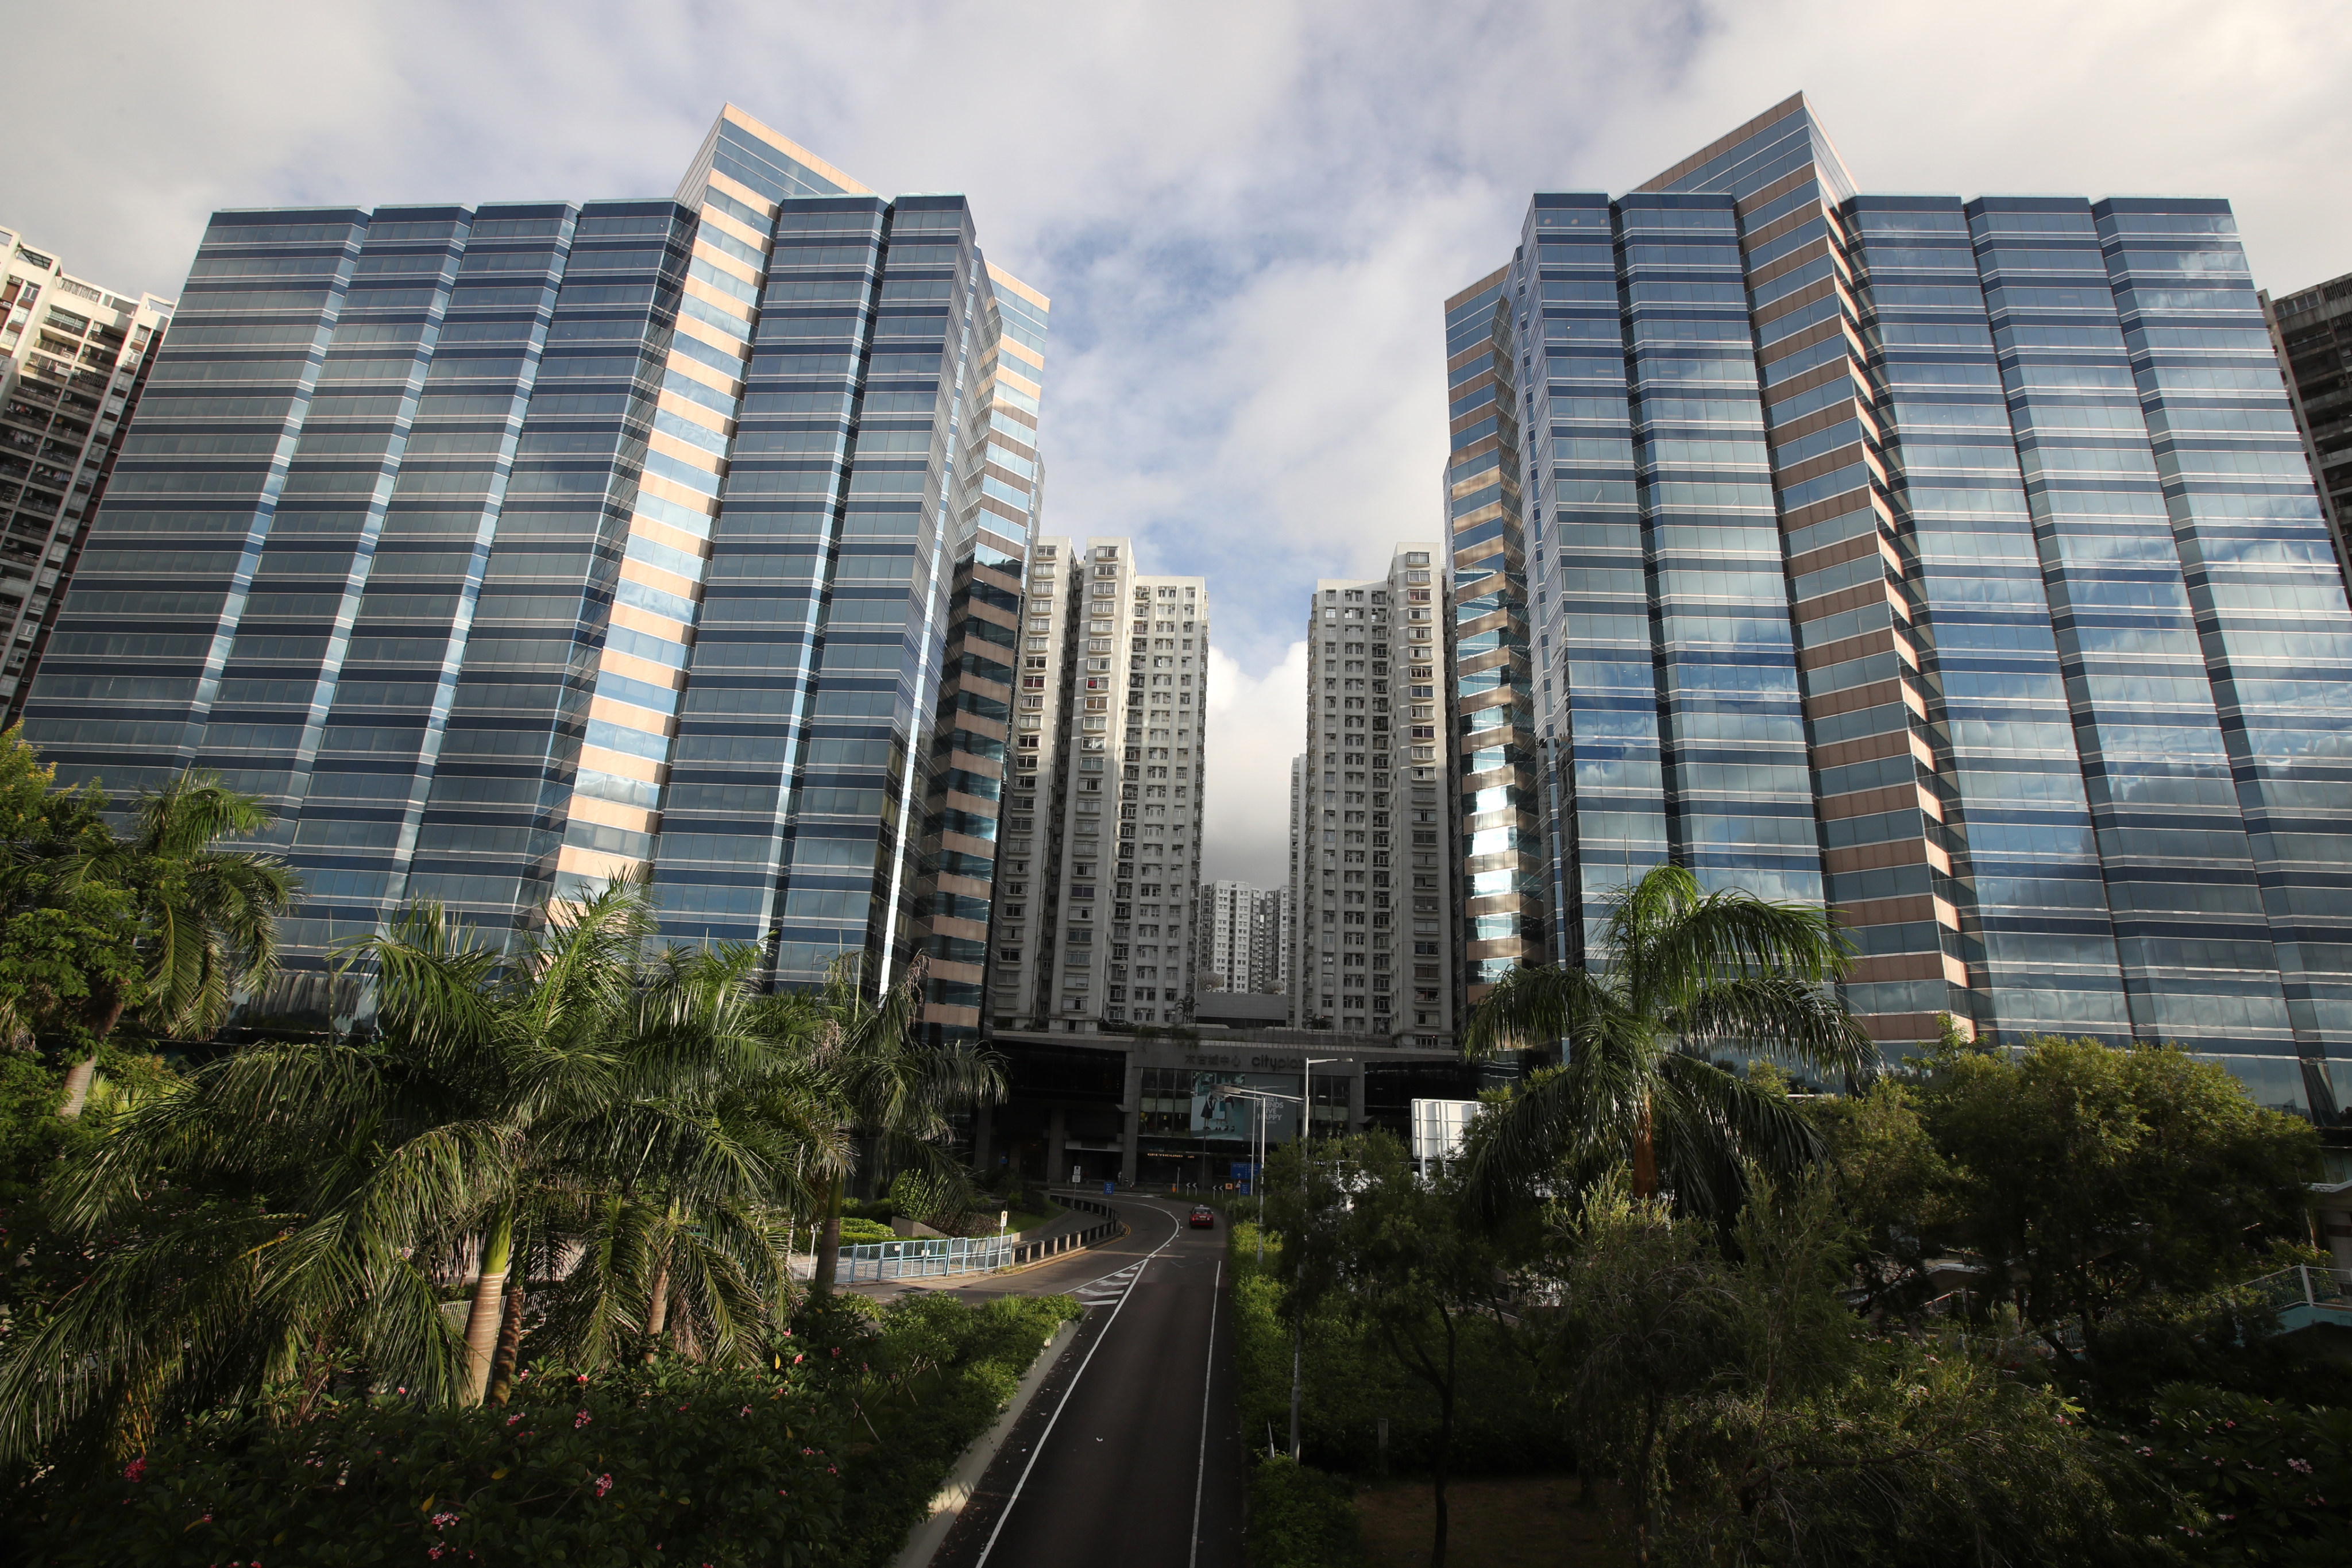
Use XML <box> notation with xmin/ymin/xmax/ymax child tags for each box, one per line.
<box><xmin>886</xmin><ymin>1315</ymin><xmax>1081</xmax><ymax>1568</ymax></box>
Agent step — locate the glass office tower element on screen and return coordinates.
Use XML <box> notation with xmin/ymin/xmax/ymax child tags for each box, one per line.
<box><xmin>1459</xmin><ymin>92</ymin><xmax>2351</xmax><ymax>1115</ymax></box>
<box><xmin>1442</xmin><ymin>276</ymin><xmax>1551</xmax><ymax>1006</ymax></box>
<box><xmin>19</xmin><ymin>106</ymin><xmax>1047</xmax><ymax>1040</ymax></box>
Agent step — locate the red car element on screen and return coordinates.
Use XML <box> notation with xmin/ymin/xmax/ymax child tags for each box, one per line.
<box><xmin>1188</xmin><ymin>1206</ymin><xmax>1216</xmax><ymax>1229</ymax></box>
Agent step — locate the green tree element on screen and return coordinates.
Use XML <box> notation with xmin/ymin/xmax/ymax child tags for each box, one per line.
<box><xmin>1532</xmin><ymin>1173</ymin><xmax>2149</xmax><ymax>1567</ymax></box>
<box><xmin>1802</xmin><ymin>1076</ymin><xmax>1959</xmax><ymax>1311</ymax></box>
<box><xmin>1266</xmin><ymin>1130</ymin><xmax>1512</xmax><ymax>1568</ymax></box>
<box><xmin>332</xmin><ymin>885</ymin><xmax>832</xmax><ymax>1398</ymax></box>
<box><xmin>1</xmin><ymin>736</ymin><xmax>299</xmax><ymax>1117</ymax></box>
<box><xmin>1918</xmin><ymin>1036</ymin><xmax>2318</xmax><ymax>1353</ymax></box>
<box><xmin>1459</xmin><ymin>863</ymin><xmax>1875</xmax><ymax>1212</ymax></box>
<box><xmin>789</xmin><ymin>955</ymin><xmax>1002</xmax><ymax>1297</ymax></box>
<box><xmin>0</xmin><ymin>728</ymin><xmax>145</xmax><ymax>1065</ymax></box>
<box><xmin>0</xmin><ymin>882</ymin><xmax>834</xmax><ymax>1471</ymax></box>
<box><xmin>1544</xmin><ymin>1176</ymin><xmax>1737</xmax><ymax>1567</ymax></box>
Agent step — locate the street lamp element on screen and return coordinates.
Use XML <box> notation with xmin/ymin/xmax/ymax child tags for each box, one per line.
<box><xmin>1208</xmin><ymin>1083</ymin><xmax>1301</xmax><ymax>1269</ymax></box>
<box><xmin>1292</xmin><ymin>1059</ymin><xmax>1335</xmax><ymax>1461</ymax></box>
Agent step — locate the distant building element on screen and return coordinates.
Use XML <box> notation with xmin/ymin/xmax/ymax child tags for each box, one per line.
<box><xmin>0</xmin><ymin>230</ymin><xmax>173</xmax><ymax>727</ymax></box>
<box><xmin>2264</xmin><ymin>273</ymin><xmax>2352</xmax><ymax>593</ymax></box>
<box><xmin>1286</xmin><ymin>542</ymin><xmax>1458</xmax><ymax>1048</ymax></box>
<box><xmin>987</xmin><ymin>537</ymin><xmax>1208</xmax><ymax>1030</ymax></box>
<box><xmin>1195</xmin><ymin>878</ymin><xmax>1286</xmax><ymax>994</ymax></box>
<box><xmin>976</xmin><ymin>1021</ymin><xmax>1473</xmax><ymax>1188</ymax></box>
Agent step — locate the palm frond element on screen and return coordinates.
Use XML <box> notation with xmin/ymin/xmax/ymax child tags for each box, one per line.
<box><xmin>1671</xmin><ymin>974</ymin><xmax>1878</xmax><ymax>1082</ymax></box>
<box><xmin>1459</xmin><ymin>961</ymin><xmax>1620</xmax><ymax>1060</ymax></box>
<box><xmin>1652</xmin><ymin>1052</ymin><xmax>1832</xmax><ymax>1213</ymax></box>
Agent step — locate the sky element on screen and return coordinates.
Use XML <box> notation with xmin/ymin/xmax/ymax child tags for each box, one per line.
<box><xmin>12</xmin><ymin>0</ymin><xmax>2350</xmax><ymax>887</ymax></box>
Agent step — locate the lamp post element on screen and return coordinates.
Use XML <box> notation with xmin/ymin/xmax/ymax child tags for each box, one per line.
<box><xmin>1209</xmin><ymin>1084</ymin><xmax>1299</xmax><ymax>1269</ymax></box>
<box><xmin>1292</xmin><ymin>1057</ymin><xmax>1335</xmax><ymax>1461</ymax></box>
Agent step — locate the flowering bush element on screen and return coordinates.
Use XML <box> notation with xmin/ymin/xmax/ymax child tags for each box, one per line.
<box><xmin>2126</xmin><ymin>1382</ymin><xmax>2352</xmax><ymax>1565</ymax></box>
<box><xmin>8</xmin><ymin>1361</ymin><xmax>847</xmax><ymax>1567</ymax></box>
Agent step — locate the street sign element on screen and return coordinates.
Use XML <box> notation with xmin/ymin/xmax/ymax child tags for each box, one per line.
<box><xmin>1409</xmin><ymin>1098</ymin><xmax>1483</xmax><ymax>1163</ymax></box>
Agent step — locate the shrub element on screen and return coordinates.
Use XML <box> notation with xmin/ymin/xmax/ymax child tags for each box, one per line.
<box><xmin>824</xmin><ymin>1292</ymin><xmax>1077</xmax><ymax>1568</ymax></box>
<box><xmin>7</xmin><ymin>1361</ymin><xmax>848</xmax><ymax>1567</ymax></box>
<box><xmin>1247</xmin><ymin>1454</ymin><xmax>1363</xmax><ymax>1568</ymax></box>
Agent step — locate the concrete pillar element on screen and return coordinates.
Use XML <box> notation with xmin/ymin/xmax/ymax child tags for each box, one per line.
<box><xmin>1047</xmin><ymin>1104</ymin><xmax>1067</xmax><ymax>1188</ymax></box>
<box><xmin>1121</xmin><ymin>1061</ymin><xmax>1142</xmax><ymax>1187</ymax></box>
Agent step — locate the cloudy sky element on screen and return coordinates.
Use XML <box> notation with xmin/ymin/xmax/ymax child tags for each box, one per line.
<box><xmin>14</xmin><ymin>0</ymin><xmax>2349</xmax><ymax>883</ymax></box>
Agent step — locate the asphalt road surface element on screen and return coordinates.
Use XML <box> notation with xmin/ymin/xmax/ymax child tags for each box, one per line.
<box><xmin>926</xmin><ymin>1195</ymin><xmax>1243</xmax><ymax>1568</ymax></box>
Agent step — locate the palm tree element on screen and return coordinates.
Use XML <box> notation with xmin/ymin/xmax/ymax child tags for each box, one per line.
<box><xmin>335</xmin><ymin>883</ymin><xmax>829</xmax><ymax>1401</ymax></box>
<box><xmin>787</xmin><ymin>953</ymin><xmax>1005</xmax><ymax>1296</ymax></box>
<box><xmin>1458</xmin><ymin>864</ymin><xmax>1874</xmax><ymax>1214</ymax></box>
<box><xmin>49</xmin><ymin>767</ymin><xmax>299</xmax><ymax>1115</ymax></box>
<box><xmin>0</xmin><ymin>883</ymin><xmax>833</xmax><ymax>1466</ymax></box>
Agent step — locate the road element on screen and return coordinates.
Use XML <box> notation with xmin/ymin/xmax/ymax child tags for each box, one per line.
<box><xmin>922</xmin><ymin>1195</ymin><xmax>1244</xmax><ymax>1568</ymax></box>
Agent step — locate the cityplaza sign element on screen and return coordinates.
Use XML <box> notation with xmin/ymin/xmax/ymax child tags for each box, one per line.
<box><xmin>1180</xmin><ymin>1051</ymin><xmax>1346</xmax><ymax>1073</ymax></box>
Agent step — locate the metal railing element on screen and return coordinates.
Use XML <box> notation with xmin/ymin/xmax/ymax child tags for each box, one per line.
<box><xmin>831</xmin><ymin>1235</ymin><xmax>1018</xmax><ymax>1284</ymax></box>
<box><xmin>2242</xmin><ymin>1263</ymin><xmax>2352</xmax><ymax>1322</ymax></box>
<box><xmin>818</xmin><ymin>1192</ymin><xmax>1127</xmax><ymax>1284</ymax></box>
<box><xmin>1015</xmin><ymin>1191</ymin><xmax>1121</xmax><ymax>1264</ymax></box>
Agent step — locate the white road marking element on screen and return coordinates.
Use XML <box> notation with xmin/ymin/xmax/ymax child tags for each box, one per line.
<box><xmin>1188</xmin><ymin>1257</ymin><xmax>1222</xmax><ymax>1568</ymax></box>
<box><xmin>1072</xmin><ymin>1262</ymin><xmax>1143</xmax><ymax>1306</ymax></box>
<box><xmin>972</xmin><ymin>1200</ymin><xmax>1185</xmax><ymax>1568</ymax></box>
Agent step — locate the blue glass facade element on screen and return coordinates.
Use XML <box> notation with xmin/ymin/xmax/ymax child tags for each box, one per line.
<box><xmin>20</xmin><ymin>107</ymin><xmax>1045</xmax><ymax>1038</ymax></box>
<box><xmin>1442</xmin><ymin>269</ymin><xmax>1548</xmax><ymax>1003</ymax></box>
<box><xmin>1463</xmin><ymin>92</ymin><xmax>2349</xmax><ymax>1114</ymax></box>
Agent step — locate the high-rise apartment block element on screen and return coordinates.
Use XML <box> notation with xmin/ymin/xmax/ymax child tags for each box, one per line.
<box><xmin>2264</xmin><ymin>273</ymin><xmax>2352</xmax><ymax>589</ymax></box>
<box><xmin>1</xmin><ymin>231</ymin><xmax>174</xmax><ymax>727</ymax></box>
<box><xmin>1288</xmin><ymin>544</ymin><xmax>1458</xmax><ymax>1048</ymax></box>
<box><xmin>1196</xmin><ymin>878</ymin><xmax>1285</xmax><ymax>993</ymax></box>
<box><xmin>1456</xmin><ymin>92</ymin><xmax>2352</xmax><ymax>1116</ymax></box>
<box><xmin>18</xmin><ymin>107</ymin><xmax>1046</xmax><ymax>1040</ymax></box>
<box><xmin>988</xmin><ymin>537</ymin><xmax>1207</xmax><ymax>1030</ymax></box>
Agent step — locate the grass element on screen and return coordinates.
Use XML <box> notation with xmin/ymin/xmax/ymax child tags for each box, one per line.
<box><xmin>1355</xmin><ymin>1475</ymin><xmax>1632</xmax><ymax>1568</ymax></box>
<box><xmin>999</xmin><ymin>1202</ymin><xmax>1059</xmax><ymax>1234</ymax></box>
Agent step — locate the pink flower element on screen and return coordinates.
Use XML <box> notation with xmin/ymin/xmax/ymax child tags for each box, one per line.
<box><xmin>739</xmin><ymin>1405</ymin><xmax>753</xmax><ymax>1418</ymax></box>
<box><xmin>831</xmin><ymin>1347</ymin><xmax>840</xmax><ymax>1357</ymax></box>
<box><xmin>801</xmin><ymin>1447</ymin><xmax>814</xmax><ymax>1457</ymax></box>
<box><xmin>2290</xmin><ymin>1458</ymin><xmax>2314</xmax><ymax>1474</ymax></box>
<box><xmin>594</xmin><ymin>1473</ymin><xmax>614</xmax><ymax>1497</ymax></box>
<box><xmin>576</xmin><ymin>1373</ymin><xmax>589</xmax><ymax>1384</ymax></box>
<box><xmin>793</xmin><ymin>1354</ymin><xmax>804</xmax><ymax>1365</ymax></box>
<box><xmin>123</xmin><ymin>1457</ymin><xmax>147</xmax><ymax>1484</ymax></box>
<box><xmin>505</xmin><ymin>1414</ymin><xmax>522</xmax><ymax>1426</ymax></box>
<box><xmin>574</xmin><ymin>1411</ymin><xmax>591</xmax><ymax>1429</ymax></box>
<box><xmin>431</xmin><ymin>1512</ymin><xmax>460</xmax><ymax>1531</ymax></box>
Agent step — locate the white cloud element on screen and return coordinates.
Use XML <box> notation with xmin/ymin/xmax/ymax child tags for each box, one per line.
<box><xmin>1202</xmin><ymin>639</ymin><xmax>1309</xmax><ymax>887</ymax></box>
<box><xmin>9</xmin><ymin>0</ymin><xmax>2348</xmax><ymax>879</ymax></box>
